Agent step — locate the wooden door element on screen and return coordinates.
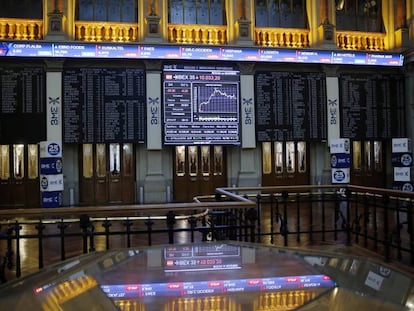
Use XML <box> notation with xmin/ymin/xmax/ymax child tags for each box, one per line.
<box><xmin>108</xmin><ymin>143</ymin><xmax>135</xmax><ymax>204</ymax></box>
<box><xmin>0</xmin><ymin>144</ymin><xmax>40</xmax><ymax>208</ymax></box>
<box><xmin>108</xmin><ymin>143</ymin><xmax>122</xmax><ymax>204</ymax></box>
<box><xmin>95</xmin><ymin>143</ymin><xmax>109</xmax><ymax>204</ymax></box>
<box><xmin>351</xmin><ymin>140</ymin><xmax>385</xmax><ymax>187</ymax></box>
<box><xmin>79</xmin><ymin>143</ymin><xmax>135</xmax><ymax>205</ymax></box>
<box><xmin>11</xmin><ymin>144</ymin><xmax>26</xmax><ymax>206</ymax></box>
<box><xmin>26</xmin><ymin>144</ymin><xmax>40</xmax><ymax>207</ymax></box>
<box><xmin>173</xmin><ymin>145</ymin><xmax>227</xmax><ymax>202</ymax></box>
<box><xmin>261</xmin><ymin>141</ymin><xmax>309</xmax><ymax>187</ymax></box>
<box><xmin>80</xmin><ymin>144</ymin><xmax>97</xmax><ymax>205</ymax></box>
<box><xmin>120</xmin><ymin>143</ymin><xmax>135</xmax><ymax>204</ymax></box>
<box><xmin>0</xmin><ymin>145</ymin><xmax>12</xmax><ymax>207</ymax></box>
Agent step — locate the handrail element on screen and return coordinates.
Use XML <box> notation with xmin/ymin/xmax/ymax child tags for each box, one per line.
<box><xmin>0</xmin><ymin>184</ymin><xmax>413</xmax><ymax>219</ymax></box>
<box><xmin>0</xmin><ymin>200</ymin><xmax>255</xmax><ymax>219</ymax></box>
<box><xmin>0</xmin><ymin>209</ymin><xmax>211</xmax><ymax>226</ymax></box>
<box><xmin>217</xmin><ymin>184</ymin><xmax>414</xmax><ymax>199</ymax></box>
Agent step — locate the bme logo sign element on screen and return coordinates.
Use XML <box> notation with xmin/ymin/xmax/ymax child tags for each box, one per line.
<box><xmin>49</xmin><ymin>96</ymin><xmax>60</xmax><ymax>126</ymax></box>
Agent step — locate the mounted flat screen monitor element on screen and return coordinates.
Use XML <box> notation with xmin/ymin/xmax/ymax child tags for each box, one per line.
<box><xmin>162</xmin><ymin>65</ymin><xmax>240</xmax><ymax>145</ymax></box>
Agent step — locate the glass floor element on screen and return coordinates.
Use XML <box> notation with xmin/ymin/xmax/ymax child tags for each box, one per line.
<box><xmin>0</xmin><ymin>241</ymin><xmax>413</xmax><ymax>310</ymax></box>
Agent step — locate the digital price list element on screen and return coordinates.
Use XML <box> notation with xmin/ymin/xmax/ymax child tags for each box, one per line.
<box><xmin>340</xmin><ymin>73</ymin><xmax>406</xmax><ymax>139</ymax></box>
<box><xmin>63</xmin><ymin>67</ymin><xmax>146</xmax><ymax>143</ymax></box>
<box><xmin>0</xmin><ymin>66</ymin><xmax>46</xmax><ymax>143</ymax></box>
<box><xmin>255</xmin><ymin>71</ymin><xmax>327</xmax><ymax>141</ymax></box>
<box><xmin>0</xmin><ymin>41</ymin><xmax>404</xmax><ymax>67</ymax></box>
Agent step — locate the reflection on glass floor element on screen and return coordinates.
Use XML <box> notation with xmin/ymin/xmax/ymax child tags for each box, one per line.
<box><xmin>0</xmin><ymin>241</ymin><xmax>412</xmax><ymax>311</ymax></box>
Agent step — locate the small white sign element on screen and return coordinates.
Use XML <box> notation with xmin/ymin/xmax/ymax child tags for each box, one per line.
<box><xmin>392</xmin><ymin>138</ymin><xmax>411</xmax><ymax>153</ymax></box>
<box><xmin>330</xmin><ymin>138</ymin><xmax>350</xmax><ymax>154</ymax></box>
<box><xmin>40</xmin><ymin>174</ymin><xmax>64</xmax><ymax>192</ymax></box>
<box><xmin>394</xmin><ymin>167</ymin><xmax>411</xmax><ymax>182</ymax></box>
<box><xmin>364</xmin><ymin>271</ymin><xmax>384</xmax><ymax>291</ymax></box>
<box><xmin>39</xmin><ymin>141</ymin><xmax>62</xmax><ymax>158</ymax></box>
<box><xmin>331</xmin><ymin>168</ymin><xmax>350</xmax><ymax>184</ymax></box>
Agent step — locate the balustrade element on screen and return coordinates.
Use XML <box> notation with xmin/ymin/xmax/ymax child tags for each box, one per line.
<box><xmin>254</xmin><ymin>27</ymin><xmax>310</xmax><ymax>48</ymax></box>
<box><xmin>0</xmin><ymin>17</ymin><xmax>388</xmax><ymax>52</ymax></box>
<box><xmin>168</xmin><ymin>24</ymin><xmax>227</xmax><ymax>45</ymax></box>
<box><xmin>336</xmin><ymin>30</ymin><xmax>386</xmax><ymax>50</ymax></box>
<box><xmin>0</xmin><ymin>18</ymin><xmax>43</xmax><ymax>40</ymax></box>
<box><xmin>75</xmin><ymin>21</ymin><xmax>138</xmax><ymax>42</ymax></box>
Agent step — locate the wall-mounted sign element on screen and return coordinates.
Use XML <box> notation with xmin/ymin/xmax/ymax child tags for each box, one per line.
<box><xmin>331</xmin><ymin>168</ymin><xmax>350</xmax><ymax>184</ymax></box>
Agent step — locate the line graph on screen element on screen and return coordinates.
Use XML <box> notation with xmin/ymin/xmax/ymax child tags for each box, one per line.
<box><xmin>196</xmin><ymin>83</ymin><xmax>238</xmax><ymax>114</ymax></box>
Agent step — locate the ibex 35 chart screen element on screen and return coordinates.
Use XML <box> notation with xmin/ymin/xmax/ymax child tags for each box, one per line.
<box><xmin>163</xmin><ymin>65</ymin><xmax>240</xmax><ymax>145</ymax></box>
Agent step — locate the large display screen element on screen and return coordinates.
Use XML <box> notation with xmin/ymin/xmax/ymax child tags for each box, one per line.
<box><xmin>255</xmin><ymin>71</ymin><xmax>327</xmax><ymax>141</ymax></box>
<box><xmin>339</xmin><ymin>73</ymin><xmax>406</xmax><ymax>139</ymax></box>
<box><xmin>0</xmin><ymin>66</ymin><xmax>46</xmax><ymax>143</ymax></box>
<box><xmin>62</xmin><ymin>67</ymin><xmax>146</xmax><ymax>143</ymax></box>
<box><xmin>163</xmin><ymin>65</ymin><xmax>240</xmax><ymax>145</ymax></box>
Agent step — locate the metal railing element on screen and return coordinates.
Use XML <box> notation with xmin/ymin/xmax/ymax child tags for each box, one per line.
<box><xmin>0</xmin><ymin>184</ymin><xmax>413</xmax><ymax>282</ymax></box>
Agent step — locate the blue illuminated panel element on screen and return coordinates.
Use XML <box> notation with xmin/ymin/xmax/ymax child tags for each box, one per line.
<box><xmin>0</xmin><ymin>41</ymin><xmax>404</xmax><ymax>66</ymax></box>
<box><xmin>100</xmin><ymin>274</ymin><xmax>335</xmax><ymax>299</ymax></box>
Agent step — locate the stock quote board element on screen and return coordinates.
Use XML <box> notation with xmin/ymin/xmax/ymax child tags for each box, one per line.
<box><xmin>255</xmin><ymin>71</ymin><xmax>327</xmax><ymax>141</ymax></box>
<box><xmin>0</xmin><ymin>66</ymin><xmax>46</xmax><ymax>143</ymax></box>
<box><xmin>163</xmin><ymin>65</ymin><xmax>240</xmax><ymax>145</ymax></box>
<box><xmin>339</xmin><ymin>73</ymin><xmax>406</xmax><ymax>139</ymax></box>
<box><xmin>63</xmin><ymin>67</ymin><xmax>146</xmax><ymax>143</ymax></box>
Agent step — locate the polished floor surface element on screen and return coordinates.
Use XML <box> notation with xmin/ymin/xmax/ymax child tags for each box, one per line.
<box><xmin>1</xmin><ymin>241</ymin><xmax>413</xmax><ymax>311</ymax></box>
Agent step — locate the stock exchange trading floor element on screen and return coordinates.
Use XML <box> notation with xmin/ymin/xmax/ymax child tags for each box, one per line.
<box><xmin>0</xmin><ymin>241</ymin><xmax>413</xmax><ymax>311</ymax></box>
